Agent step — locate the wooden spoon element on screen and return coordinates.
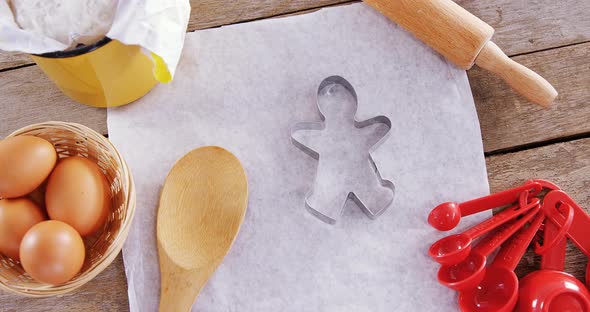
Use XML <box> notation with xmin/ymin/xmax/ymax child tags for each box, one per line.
<box><xmin>157</xmin><ymin>146</ymin><xmax>248</xmax><ymax>312</ymax></box>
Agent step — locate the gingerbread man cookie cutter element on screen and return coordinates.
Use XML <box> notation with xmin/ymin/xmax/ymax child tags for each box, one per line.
<box><xmin>291</xmin><ymin>76</ymin><xmax>395</xmax><ymax>224</ymax></box>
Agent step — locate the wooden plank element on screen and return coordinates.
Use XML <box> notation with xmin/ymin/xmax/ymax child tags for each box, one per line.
<box><xmin>0</xmin><ymin>255</ymin><xmax>129</xmax><ymax>312</ymax></box>
<box><xmin>0</xmin><ymin>52</ymin><xmax>31</xmax><ymax>71</ymax></box>
<box><xmin>471</xmin><ymin>41</ymin><xmax>590</xmax><ymax>153</ymax></box>
<box><xmin>459</xmin><ymin>0</ymin><xmax>590</xmax><ymax>56</ymax></box>
<box><xmin>188</xmin><ymin>0</ymin><xmax>350</xmax><ymax>31</ymax></box>
<box><xmin>0</xmin><ymin>65</ymin><xmax>107</xmax><ymax>138</ymax></box>
<box><xmin>2</xmin><ymin>0</ymin><xmax>589</xmax><ymax>71</ymax></box>
<box><xmin>486</xmin><ymin>137</ymin><xmax>590</xmax><ymax>281</ymax></box>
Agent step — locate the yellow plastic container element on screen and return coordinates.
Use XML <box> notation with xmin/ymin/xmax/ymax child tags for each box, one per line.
<box><xmin>31</xmin><ymin>38</ymin><xmax>159</xmax><ymax>108</ymax></box>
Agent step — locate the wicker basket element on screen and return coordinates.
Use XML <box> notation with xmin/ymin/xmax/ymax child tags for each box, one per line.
<box><xmin>0</xmin><ymin>121</ymin><xmax>135</xmax><ymax>297</ymax></box>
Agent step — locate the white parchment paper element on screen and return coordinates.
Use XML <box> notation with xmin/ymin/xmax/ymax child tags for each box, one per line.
<box><xmin>108</xmin><ymin>3</ymin><xmax>490</xmax><ymax>311</ymax></box>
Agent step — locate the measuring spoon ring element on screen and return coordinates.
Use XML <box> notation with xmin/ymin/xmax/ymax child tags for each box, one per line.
<box><xmin>544</xmin><ymin>190</ymin><xmax>590</xmax><ymax>256</ymax></box>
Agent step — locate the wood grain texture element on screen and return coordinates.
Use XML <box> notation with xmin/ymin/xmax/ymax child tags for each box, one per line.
<box><xmin>188</xmin><ymin>0</ymin><xmax>350</xmax><ymax>32</ymax></box>
<box><xmin>486</xmin><ymin>137</ymin><xmax>590</xmax><ymax>282</ymax></box>
<box><xmin>0</xmin><ymin>255</ymin><xmax>129</xmax><ymax>312</ymax></box>
<box><xmin>0</xmin><ymin>65</ymin><xmax>107</xmax><ymax>138</ymax></box>
<box><xmin>472</xmin><ymin>41</ymin><xmax>590</xmax><ymax>153</ymax></box>
<box><xmin>458</xmin><ymin>0</ymin><xmax>590</xmax><ymax>56</ymax></box>
<box><xmin>0</xmin><ymin>52</ymin><xmax>31</xmax><ymax>71</ymax></box>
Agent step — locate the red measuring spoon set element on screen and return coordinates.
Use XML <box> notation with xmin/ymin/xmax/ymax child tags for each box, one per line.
<box><xmin>428</xmin><ymin>179</ymin><xmax>590</xmax><ymax>311</ymax></box>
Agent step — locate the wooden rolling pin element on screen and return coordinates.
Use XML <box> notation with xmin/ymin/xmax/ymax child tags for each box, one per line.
<box><xmin>364</xmin><ymin>0</ymin><xmax>558</xmax><ymax>107</ymax></box>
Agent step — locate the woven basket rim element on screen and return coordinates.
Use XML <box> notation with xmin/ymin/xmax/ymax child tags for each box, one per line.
<box><xmin>0</xmin><ymin>121</ymin><xmax>136</xmax><ymax>297</ymax></box>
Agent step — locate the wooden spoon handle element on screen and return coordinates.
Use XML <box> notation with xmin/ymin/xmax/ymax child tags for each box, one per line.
<box><xmin>159</xmin><ymin>250</ymin><xmax>216</xmax><ymax>312</ymax></box>
<box><xmin>475</xmin><ymin>41</ymin><xmax>558</xmax><ymax>108</ymax></box>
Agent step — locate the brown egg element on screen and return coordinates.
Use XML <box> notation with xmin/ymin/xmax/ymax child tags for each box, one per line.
<box><xmin>0</xmin><ymin>198</ymin><xmax>45</xmax><ymax>260</ymax></box>
<box><xmin>45</xmin><ymin>156</ymin><xmax>110</xmax><ymax>236</ymax></box>
<box><xmin>0</xmin><ymin>136</ymin><xmax>57</xmax><ymax>198</ymax></box>
<box><xmin>20</xmin><ymin>220</ymin><xmax>85</xmax><ymax>285</ymax></box>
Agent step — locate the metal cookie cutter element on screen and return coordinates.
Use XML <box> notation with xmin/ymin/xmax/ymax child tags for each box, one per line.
<box><xmin>291</xmin><ymin>76</ymin><xmax>395</xmax><ymax>224</ymax></box>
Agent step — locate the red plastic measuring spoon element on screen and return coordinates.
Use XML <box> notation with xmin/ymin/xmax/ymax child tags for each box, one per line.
<box><xmin>437</xmin><ymin>207</ymin><xmax>539</xmax><ymax>290</ymax></box>
<box><xmin>526</xmin><ymin>178</ymin><xmax>560</xmax><ymax>191</ymax></box>
<box><xmin>519</xmin><ymin>215</ymin><xmax>590</xmax><ymax>312</ymax></box>
<box><xmin>543</xmin><ymin>190</ymin><xmax>590</xmax><ymax>255</ymax></box>
<box><xmin>428</xmin><ymin>181</ymin><xmax>542</xmax><ymax>231</ymax></box>
<box><xmin>538</xmin><ymin>212</ymin><xmax>569</xmax><ymax>270</ymax></box>
<box><xmin>544</xmin><ymin>190</ymin><xmax>590</xmax><ymax>290</ymax></box>
<box><xmin>429</xmin><ymin>198</ymin><xmax>540</xmax><ymax>265</ymax></box>
<box><xmin>458</xmin><ymin>211</ymin><xmax>545</xmax><ymax>312</ymax></box>
<box><xmin>519</xmin><ymin>270</ymin><xmax>590</xmax><ymax>312</ymax></box>
<box><xmin>535</xmin><ymin>203</ymin><xmax>573</xmax><ymax>257</ymax></box>
<box><xmin>530</xmin><ymin>179</ymin><xmax>567</xmax><ymax>267</ymax></box>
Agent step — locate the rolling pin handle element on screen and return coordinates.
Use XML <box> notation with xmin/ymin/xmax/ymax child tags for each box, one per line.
<box><xmin>475</xmin><ymin>41</ymin><xmax>558</xmax><ymax>108</ymax></box>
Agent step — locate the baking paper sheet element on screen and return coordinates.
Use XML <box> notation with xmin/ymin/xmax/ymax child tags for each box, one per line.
<box><xmin>107</xmin><ymin>3</ymin><xmax>490</xmax><ymax>311</ymax></box>
<box><xmin>0</xmin><ymin>0</ymin><xmax>189</xmax><ymax>77</ymax></box>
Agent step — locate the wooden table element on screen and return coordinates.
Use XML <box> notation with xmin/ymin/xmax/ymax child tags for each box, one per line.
<box><xmin>1</xmin><ymin>1</ymin><xmax>589</xmax><ymax>311</ymax></box>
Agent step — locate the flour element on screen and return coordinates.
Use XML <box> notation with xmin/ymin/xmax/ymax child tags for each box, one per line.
<box><xmin>9</xmin><ymin>0</ymin><xmax>118</xmax><ymax>48</ymax></box>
